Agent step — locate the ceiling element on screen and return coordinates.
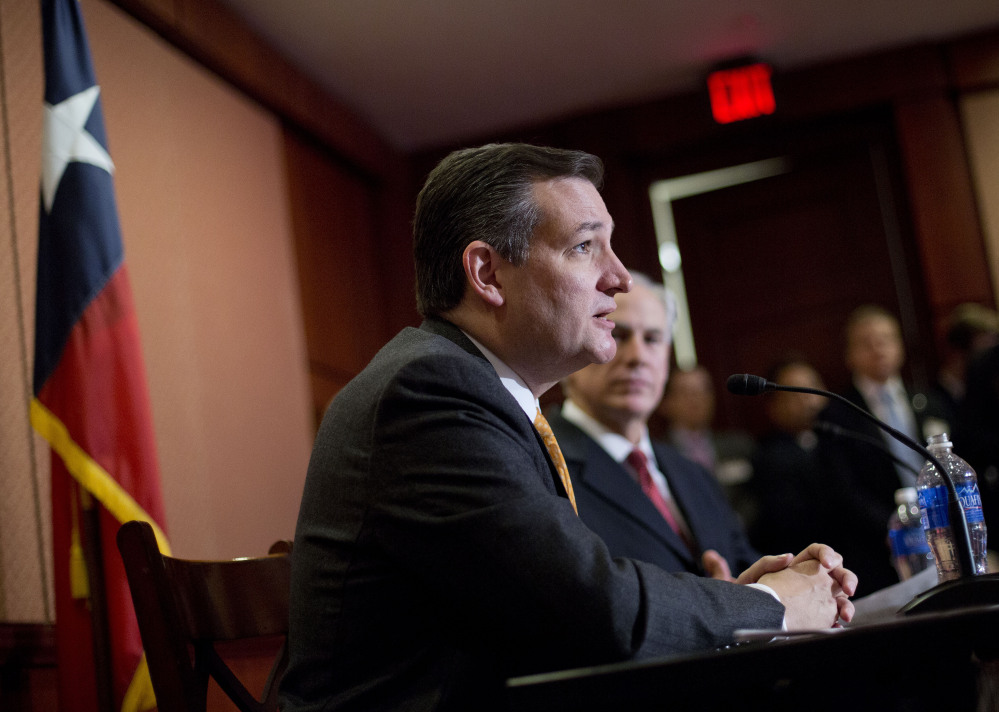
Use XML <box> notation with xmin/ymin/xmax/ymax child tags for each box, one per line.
<box><xmin>216</xmin><ymin>0</ymin><xmax>999</xmax><ymax>152</ymax></box>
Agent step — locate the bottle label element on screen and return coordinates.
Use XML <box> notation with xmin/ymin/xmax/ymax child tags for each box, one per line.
<box><xmin>889</xmin><ymin>528</ymin><xmax>906</xmax><ymax>556</ymax></box>
<box><xmin>918</xmin><ymin>483</ymin><xmax>985</xmax><ymax>528</ymax></box>
<box><xmin>958</xmin><ymin>483</ymin><xmax>985</xmax><ymax>524</ymax></box>
<box><xmin>919</xmin><ymin>485</ymin><xmax>950</xmax><ymax>528</ymax></box>
<box><xmin>900</xmin><ymin>526</ymin><xmax>930</xmax><ymax>554</ymax></box>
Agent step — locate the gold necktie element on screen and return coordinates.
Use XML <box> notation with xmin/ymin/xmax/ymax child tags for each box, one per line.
<box><xmin>533</xmin><ymin>409</ymin><xmax>578</xmax><ymax>514</ymax></box>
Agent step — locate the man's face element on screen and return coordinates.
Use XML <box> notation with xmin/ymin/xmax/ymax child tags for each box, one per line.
<box><xmin>566</xmin><ymin>284</ymin><xmax>671</xmax><ymax>432</ymax></box>
<box><xmin>495</xmin><ymin>177</ymin><xmax>630</xmax><ymax>390</ymax></box>
<box><xmin>660</xmin><ymin>367</ymin><xmax>715</xmax><ymax>431</ymax></box>
<box><xmin>846</xmin><ymin>315</ymin><xmax>904</xmax><ymax>383</ymax></box>
<box><xmin>768</xmin><ymin>363</ymin><xmax>827</xmax><ymax>433</ymax></box>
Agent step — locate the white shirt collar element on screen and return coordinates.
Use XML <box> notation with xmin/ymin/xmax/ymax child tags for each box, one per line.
<box><xmin>855</xmin><ymin>374</ymin><xmax>905</xmax><ymax>406</ymax></box>
<box><xmin>561</xmin><ymin>398</ymin><xmax>654</xmax><ymax>464</ymax></box>
<box><xmin>462</xmin><ymin>331</ymin><xmax>538</xmax><ymax>421</ymax></box>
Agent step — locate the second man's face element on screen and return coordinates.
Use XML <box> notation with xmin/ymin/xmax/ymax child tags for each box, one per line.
<box><xmin>567</xmin><ymin>283</ymin><xmax>672</xmax><ymax>433</ymax></box>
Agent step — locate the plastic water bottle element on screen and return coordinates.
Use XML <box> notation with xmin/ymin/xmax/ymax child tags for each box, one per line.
<box><xmin>916</xmin><ymin>433</ymin><xmax>988</xmax><ymax>582</ymax></box>
<box><xmin>888</xmin><ymin>487</ymin><xmax>932</xmax><ymax>581</ymax></box>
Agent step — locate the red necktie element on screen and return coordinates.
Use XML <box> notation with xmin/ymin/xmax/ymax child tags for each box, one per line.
<box><xmin>626</xmin><ymin>449</ymin><xmax>694</xmax><ymax>552</ymax></box>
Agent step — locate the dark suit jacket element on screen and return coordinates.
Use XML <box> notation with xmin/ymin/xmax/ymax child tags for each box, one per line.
<box><xmin>549</xmin><ymin>408</ymin><xmax>759</xmax><ymax>575</ymax></box>
<box><xmin>823</xmin><ymin>383</ymin><xmax>928</xmax><ymax>507</ymax></box>
<box><xmin>749</xmin><ymin>429</ymin><xmax>872</xmax><ymax>563</ymax></box>
<box><xmin>958</xmin><ymin>344</ymin><xmax>999</xmax><ymax>535</ymax></box>
<box><xmin>280</xmin><ymin>318</ymin><xmax>784</xmax><ymax>712</ymax></box>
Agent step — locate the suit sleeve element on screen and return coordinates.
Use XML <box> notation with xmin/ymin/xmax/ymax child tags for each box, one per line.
<box><xmin>367</xmin><ymin>353</ymin><xmax>784</xmax><ymax>674</ymax></box>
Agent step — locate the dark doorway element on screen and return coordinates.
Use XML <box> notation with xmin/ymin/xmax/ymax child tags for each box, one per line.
<box><xmin>659</xmin><ymin>110</ymin><xmax>927</xmax><ymax>435</ymax></box>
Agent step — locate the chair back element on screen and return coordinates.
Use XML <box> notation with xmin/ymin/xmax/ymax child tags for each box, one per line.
<box><xmin>116</xmin><ymin>519</ymin><xmax>292</xmax><ymax>712</ymax></box>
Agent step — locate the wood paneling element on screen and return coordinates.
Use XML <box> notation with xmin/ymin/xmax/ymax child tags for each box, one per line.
<box><xmin>283</xmin><ymin>128</ymin><xmax>415</xmax><ymax>424</ymax></box>
<box><xmin>669</xmin><ymin>118</ymin><xmax>911</xmax><ymax>432</ymax></box>
<box><xmin>949</xmin><ymin>29</ymin><xmax>999</xmax><ymax>90</ymax></box>
<box><xmin>0</xmin><ymin>624</ymin><xmax>57</xmax><ymax>712</ymax></box>
<box><xmin>895</xmin><ymin>94</ymin><xmax>994</xmax><ymax>334</ymax></box>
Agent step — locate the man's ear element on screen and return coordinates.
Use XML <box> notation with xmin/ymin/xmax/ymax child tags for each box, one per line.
<box><xmin>463</xmin><ymin>241</ymin><xmax>505</xmax><ymax>307</ymax></box>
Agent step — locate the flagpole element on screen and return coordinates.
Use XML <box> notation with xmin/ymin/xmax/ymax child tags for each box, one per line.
<box><xmin>79</xmin><ymin>488</ymin><xmax>114</xmax><ymax>712</ymax></box>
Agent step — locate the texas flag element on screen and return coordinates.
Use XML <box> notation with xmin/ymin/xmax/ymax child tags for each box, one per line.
<box><xmin>33</xmin><ymin>1</ymin><xmax>170</xmax><ymax>710</ymax></box>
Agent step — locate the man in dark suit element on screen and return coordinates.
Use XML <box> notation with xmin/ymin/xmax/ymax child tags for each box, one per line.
<box><xmin>822</xmin><ymin>304</ymin><xmax>931</xmax><ymax>594</ymax></box>
<box><xmin>748</xmin><ymin>358</ymin><xmax>865</xmax><ymax>562</ymax></box>
<box><xmin>280</xmin><ymin>143</ymin><xmax>856</xmax><ymax>712</ymax></box>
<box><xmin>551</xmin><ymin>273</ymin><xmax>758</xmax><ymax>579</ymax></box>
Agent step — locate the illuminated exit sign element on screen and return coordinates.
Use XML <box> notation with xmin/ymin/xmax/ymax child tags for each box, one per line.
<box><xmin>707</xmin><ymin>62</ymin><xmax>776</xmax><ymax>124</ymax></box>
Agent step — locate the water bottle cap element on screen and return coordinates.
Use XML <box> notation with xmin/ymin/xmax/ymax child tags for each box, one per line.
<box><xmin>925</xmin><ymin>432</ymin><xmax>952</xmax><ymax>448</ymax></box>
<box><xmin>894</xmin><ymin>487</ymin><xmax>917</xmax><ymax>505</ymax></box>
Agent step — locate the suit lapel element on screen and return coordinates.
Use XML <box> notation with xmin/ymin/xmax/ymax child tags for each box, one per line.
<box><xmin>651</xmin><ymin>443</ymin><xmax>706</xmax><ymax>552</ymax></box>
<box><xmin>420</xmin><ymin>317</ymin><xmax>565</xmax><ymax>499</ymax></box>
<box><xmin>554</xmin><ymin>416</ymin><xmax>695</xmax><ymax>564</ymax></box>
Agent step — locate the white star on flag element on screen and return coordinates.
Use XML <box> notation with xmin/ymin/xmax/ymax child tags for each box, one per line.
<box><xmin>41</xmin><ymin>84</ymin><xmax>115</xmax><ymax>213</ymax></box>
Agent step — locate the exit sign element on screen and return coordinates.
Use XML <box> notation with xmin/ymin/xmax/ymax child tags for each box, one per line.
<box><xmin>707</xmin><ymin>62</ymin><xmax>776</xmax><ymax>124</ymax></box>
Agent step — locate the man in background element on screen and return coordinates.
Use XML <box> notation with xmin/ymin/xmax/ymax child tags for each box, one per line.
<box><xmin>657</xmin><ymin>364</ymin><xmax>756</xmax><ymax>521</ymax></box>
<box><xmin>822</xmin><ymin>305</ymin><xmax>927</xmax><ymax>594</ymax></box>
<box><xmin>928</xmin><ymin>303</ymin><xmax>999</xmax><ymax>434</ymax></box>
<box><xmin>959</xmin><ymin>341</ymin><xmax>999</xmax><ymax>536</ymax></box>
<box><xmin>550</xmin><ymin>273</ymin><xmax>757</xmax><ymax>580</ymax></box>
<box><xmin>281</xmin><ymin>143</ymin><xmax>856</xmax><ymax>712</ymax></box>
<box><xmin>748</xmin><ymin>358</ymin><xmax>870</xmax><ymax>560</ymax></box>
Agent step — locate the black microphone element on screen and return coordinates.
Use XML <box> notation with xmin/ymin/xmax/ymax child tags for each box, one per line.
<box><xmin>726</xmin><ymin>372</ymin><xmax>999</xmax><ymax>614</ymax></box>
<box><xmin>726</xmin><ymin>373</ymin><xmax>773</xmax><ymax>396</ymax></box>
<box><xmin>813</xmin><ymin>420</ymin><xmax>921</xmax><ymax>480</ymax></box>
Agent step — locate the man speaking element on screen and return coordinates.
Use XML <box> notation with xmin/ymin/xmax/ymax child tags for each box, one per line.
<box><xmin>280</xmin><ymin>143</ymin><xmax>856</xmax><ymax>712</ymax></box>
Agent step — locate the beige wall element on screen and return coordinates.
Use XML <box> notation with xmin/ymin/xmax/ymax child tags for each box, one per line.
<box><xmin>0</xmin><ymin>0</ymin><xmax>313</xmax><ymax>621</ymax></box>
<box><xmin>961</xmin><ymin>89</ymin><xmax>999</xmax><ymax>298</ymax></box>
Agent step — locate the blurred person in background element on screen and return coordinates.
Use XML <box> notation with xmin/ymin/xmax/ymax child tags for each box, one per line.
<box><xmin>747</xmin><ymin>357</ymin><xmax>889</xmax><ymax>595</ymax></box>
<box><xmin>958</xmin><ymin>341</ymin><xmax>999</xmax><ymax>539</ymax></box>
<box><xmin>657</xmin><ymin>364</ymin><xmax>757</xmax><ymax>524</ymax></box>
<box><xmin>821</xmin><ymin>305</ymin><xmax>930</xmax><ymax>594</ymax></box>
<box><xmin>926</xmin><ymin>303</ymin><xmax>999</xmax><ymax>435</ymax></box>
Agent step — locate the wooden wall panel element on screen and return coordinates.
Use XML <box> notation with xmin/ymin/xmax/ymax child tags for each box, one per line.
<box><xmin>895</xmin><ymin>94</ymin><xmax>994</xmax><ymax>339</ymax></box>
<box><xmin>283</xmin><ymin>129</ymin><xmax>407</xmax><ymax>424</ymax></box>
<box><xmin>949</xmin><ymin>29</ymin><xmax>999</xmax><ymax>89</ymax></box>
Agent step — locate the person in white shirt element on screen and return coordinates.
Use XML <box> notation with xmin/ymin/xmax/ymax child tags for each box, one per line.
<box><xmin>822</xmin><ymin>304</ymin><xmax>928</xmax><ymax>594</ymax></box>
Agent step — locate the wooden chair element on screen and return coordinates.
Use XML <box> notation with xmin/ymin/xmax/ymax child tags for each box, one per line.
<box><xmin>116</xmin><ymin>520</ymin><xmax>292</xmax><ymax>712</ymax></box>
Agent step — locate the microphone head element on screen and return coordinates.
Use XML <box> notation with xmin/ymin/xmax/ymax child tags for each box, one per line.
<box><xmin>726</xmin><ymin>373</ymin><xmax>771</xmax><ymax>396</ymax></box>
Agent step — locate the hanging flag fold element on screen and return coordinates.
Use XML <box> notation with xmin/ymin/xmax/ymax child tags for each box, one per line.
<box><xmin>34</xmin><ymin>2</ymin><xmax>170</xmax><ymax>711</ymax></box>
